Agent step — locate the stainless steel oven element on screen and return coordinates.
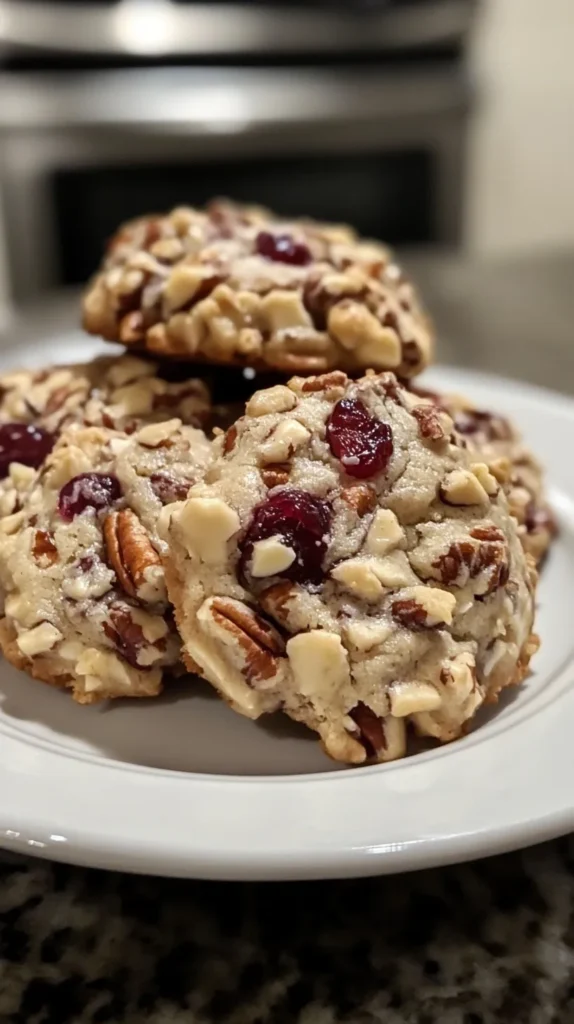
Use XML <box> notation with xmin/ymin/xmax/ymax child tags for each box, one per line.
<box><xmin>0</xmin><ymin>0</ymin><xmax>477</xmax><ymax>304</ymax></box>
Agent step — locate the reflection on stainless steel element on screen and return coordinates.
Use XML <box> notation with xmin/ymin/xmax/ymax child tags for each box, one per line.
<box><xmin>0</xmin><ymin>0</ymin><xmax>474</xmax><ymax>56</ymax></box>
<box><xmin>0</xmin><ymin>66</ymin><xmax>469</xmax><ymax>130</ymax></box>
<box><xmin>0</xmin><ymin>65</ymin><xmax>470</xmax><ymax>299</ymax></box>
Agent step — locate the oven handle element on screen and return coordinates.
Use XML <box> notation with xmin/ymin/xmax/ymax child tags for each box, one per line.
<box><xmin>0</xmin><ymin>0</ymin><xmax>475</xmax><ymax>57</ymax></box>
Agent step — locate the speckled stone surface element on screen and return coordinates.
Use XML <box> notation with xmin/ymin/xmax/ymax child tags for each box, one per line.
<box><xmin>1</xmin><ymin>840</ymin><xmax>574</xmax><ymax>1024</ymax></box>
<box><xmin>1</xmin><ymin>258</ymin><xmax>574</xmax><ymax>1023</ymax></box>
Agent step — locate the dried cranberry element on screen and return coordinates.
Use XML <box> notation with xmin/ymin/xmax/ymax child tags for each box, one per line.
<box><xmin>524</xmin><ymin>501</ymin><xmax>556</xmax><ymax>536</ymax></box>
<box><xmin>239</xmin><ymin>488</ymin><xmax>330</xmax><ymax>586</ymax></box>
<box><xmin>326</xmin><ymin>398</ymin><xmax>393</xmax><ymax>479</ymax></box>
<box><xmin>58</xmin><ymin>473</ymin><xmax>121</xmax><ymax>520</ymax></box>
<box><xmin>256</xmin><ymin>231</ymin><xmax>312</xmax><ymax>266</ymax></box>
<box><xmin>0</xmin><ymin>422</ymin><xmax>54</xmax><ymax>478</ymax></box>
<box><xmin>454</xmin><ymin>408</ymin><xmax>512</xmax><ymax>443</ymax></box>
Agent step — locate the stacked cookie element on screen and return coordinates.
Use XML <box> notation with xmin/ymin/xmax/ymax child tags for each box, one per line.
<box><xmin>0</xmin><ymin>200</ymin><xmax>552</xmax><ymax>765</ymax></box>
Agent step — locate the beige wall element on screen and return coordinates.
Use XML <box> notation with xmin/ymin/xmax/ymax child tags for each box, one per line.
<box><xmin>468</xmin><ymin>0</ymin><xmax>574</xmax><ymax>255</ymax></box>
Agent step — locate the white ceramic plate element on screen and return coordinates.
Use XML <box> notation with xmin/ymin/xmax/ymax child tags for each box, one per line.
<box><xmin>0</xmin><ymin>331</ymin><xmax>573</xmax><ymax>880</ymax></box>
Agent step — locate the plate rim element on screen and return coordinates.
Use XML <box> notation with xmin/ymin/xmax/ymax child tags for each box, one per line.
<box><xmin>1</xmin><ymin>351</ymin><xmax>574</xmax><ymax>879</ymax></box>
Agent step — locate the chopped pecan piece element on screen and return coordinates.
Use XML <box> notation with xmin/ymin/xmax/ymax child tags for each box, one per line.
<box><xmin>32</xmin><ymin>529</ymin><xmax>58</xmax><ymax>566</ymax></box>
<box><xmin>258</xmin><ymin>581</ymin><xmax>298</xmax><ymax>630</ymax></box>
<box><xmin>340</xmin><ymin>484</ymin><xmax>377</xmax><ymax>516</ymax></box>
<box><xmin>118</xmin><ymin>311</ymin><xmax>145</xmax><ymax>345</ymax></box>
<box><xmin>391</xmin><ymin>598</ymin><xmax>430</xmax><ymax>630</ymax></box>
<box><xmin>223</xmin><ymin>424</ymin><xmax>238</xmax><ymax>454</ymax></box>
<box><xmin>261</xmin><ymin>463</ymin><xmax>291</xmax><ymax>489</ymax></box>
<box><xmin>150</xmin><ymin>473</ymin><xmax>194</xmax><ymax>505</ymax></box>
<box><xmin>349</xmin><ymin>702</ymin><xmax>386</xmax><ymax>757</ymax></box>
<box><xmin>470</xmin><ymin>525</ymin><xmax>505</xmax><ymax>542</ymax></box>
<box><xmin>432</xmin><ymin>533</ymin><xmax>509</xmax><ymax>594</ymax></box>
<box><xmin>412</xmin><ymin>403</ymin><xmax>450</xmax><ymax>442</ymax></box>
<box><xmin>300</xmin><ymin>371</ymin><xmax>348</xmax><ymax>393</ymax></box>
<box><xmin>103</xmin><ymin>609</ymin><xmax>148</xmax><ymax>669</ymax></box>
<box><xmin>392</xmin><ymin>586</ymin><xmax>455</xmax><ymax>629</ymax></box>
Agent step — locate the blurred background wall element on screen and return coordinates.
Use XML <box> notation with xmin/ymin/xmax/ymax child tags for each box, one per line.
<box><xmin>0</xmin><ymin>0</ymin><xmax>572</xmax><ymax>313</ymax></box>
<box><xmin>469</xmin><ymin>0</ymin><xmax>574</xmax><ymax>255</ymax></box>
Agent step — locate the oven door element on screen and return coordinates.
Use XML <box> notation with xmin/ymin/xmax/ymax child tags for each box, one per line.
<box><xmin>0</xmin><ymin>65</ymin><xmax>470</xmax><ymax>301</ymax></box>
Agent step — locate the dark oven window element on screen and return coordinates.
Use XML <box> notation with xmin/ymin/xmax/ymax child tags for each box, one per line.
<box><xmin>53</xmin><ymin>150</ymin><xmax>433</xmax><ymax>286</ymax></box>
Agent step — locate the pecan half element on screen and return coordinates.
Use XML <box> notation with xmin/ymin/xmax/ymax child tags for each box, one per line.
<box><xmin>199</xmin><ymin>596</ymin><xmax>285</xmax><ymax>686</ymax></box>
<box><xmin>104</xmin><ymin>509</ymin><xmax>165</xmax><ymax>604</ymax></box>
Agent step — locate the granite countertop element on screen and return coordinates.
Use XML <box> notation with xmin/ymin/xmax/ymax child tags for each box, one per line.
<box><xmin>1</xmin><ymin>252</ymin><xmax>573</xmax><ymax>1024</ymax></box>
<box><xmin>1</xmin><ymin>838</ymin><xmax>574</xmax><ymax>1024</ymax></box>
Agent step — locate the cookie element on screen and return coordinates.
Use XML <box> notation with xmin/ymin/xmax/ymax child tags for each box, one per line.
<box><xmin>412</xmin><ymin>386</ymin><xmax>556</xmax><ymax>564</ymax></box>
<box><xmin>0</xmin><ymin>416</ymin><xmax>212</xmax><ymax>703</ymax></box>
<box><xmin>82</xmin><ymin>199</ymin><xmax>432</xmax><ymax>377</ymax></box>
<box><xmin>0</xmin><ymin>355</ymin><xmax>211</xmax><ymax>518</ymax></box>
<box><xmin>165</xmin><ymin>370</ymin><xmax>538</xmax><ymax>765</ymax></box>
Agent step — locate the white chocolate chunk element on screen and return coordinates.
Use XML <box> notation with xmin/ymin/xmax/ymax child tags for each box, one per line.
<box><xmin>442</xmin><ymin>651</ymin><xmax>477</xmax><ymax>697</ymax></box>
<box><xmin>106</xmin><ymin>356</ymin><xmax>156</xmax><ymax>388</ymax></box>
<box><xmin>59</xmin><ymin>639</ymin><xmax>87</xmax><ymax>663</ymax></box>
<box><xmin>250</xmin><ymin>535</ymin><xmax>296</xmax><ymax>577</ymax></box>
<box><xmin>260</xmin><ymin>290</ymin><xmax>313</xmax><ymax>333</ymax></box>
<box><xmin>365</xmin><ymin>508</ymin><xmax>404</xmax><ymax>556</ymax></box>
<box><xmin>45</xmin><ymin>447</ymin><xmax>93</xmax><ymax>489</ymax></box>
<box><xmin>0</xmin><ymin>511</ymin><xmax>26</xmax><ymax>536</ymax></box>
<box><xmin>177</xmin><ymin>497</ymin><xmax>240</xmax><ymax>564</ymax></box>
<box><xmin>246</xmin><ymin>385</ymin><xmax>297</xmax><ymax>418</ymax></box>
<box><xmin>400</xmin><ymin>585</ymin><xmax>456</xmax><ymax>626</ymax></box>
<box><xmin>331</xmin><ymin>559</ymin><xmax>384</xmax><ymax>601</ymax></box>
<box><xmin>328</xmin><ymin>302</ymin><xmax>401</xmax><ymax>368</ymax></box>
<box><xmin>260</xmin><ymin>419</ymin><xmax>311</xmax><ymax>463</ymax></box>
<box><xmin>389</xmin><ymin>681</ymin><xmax>442</xmax><ymax>717</ymax></box>
<box><xmin>62</xmin><ymin>566</ymin><xmax>115</xmax><ymax>601</ymax></box>
<box><xmin>8</xmin><ymin>463</ymin><xmax>37</xmax><ymax>490</ymax></box>
<box><xmin>287</xmin><ymin>630</ymin><xmax>350</xmax><ymax>701</ymax></box>
<box><xmin>109</xmin><ymin>437</ymin><xmax>131</xmax><ymax>456</ymax></box>
<box><xmin>471</xmin><ymin>461</ymin><xmax>499</xmax><ymax>496</ymax></box>
<box><xmin>163</xmin><ymin>265</ymin><xmax>210</xmax><ymax>315</ymax></box>
<box><xmin>441</xmin><ymin>469</ymin><xmax>489</xmax><ymax>506</ymax></box>
<box><xmin>16</xmin><ymin>622</ymin><xmax>63</xmax><ymax>657</ymax></box>
<box><xmin>488</xmin><ymin>456</ymin><xmax>512</xmax><ymax>484</ymax></box>
<box><xmin>371</xmin><ymin>551</ymin><xmax>416</xmax><ymax>589</ymax></box>
<box><xmin>129</xmin><ymin>606</ymin><xmax>170</xmax><ymax>643</ymax></box>
<box><xmin>75</xmin><ymin>647</ymin><xmax>161</xmax><ymax>695</ymax></box>
<box><xmin>344</xmin><ymin>619</ymin><xmax>392</xmax><ymax>652</ymax></box>
<box><xmin>136</xmin><ymin>418</ymin><xmax>182</xmax><ymax>447</ymax></box>
<box><xmin>108</xmin><ymin>381</ymin><xmax>155</xmax><ymax>417</ymax></box>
